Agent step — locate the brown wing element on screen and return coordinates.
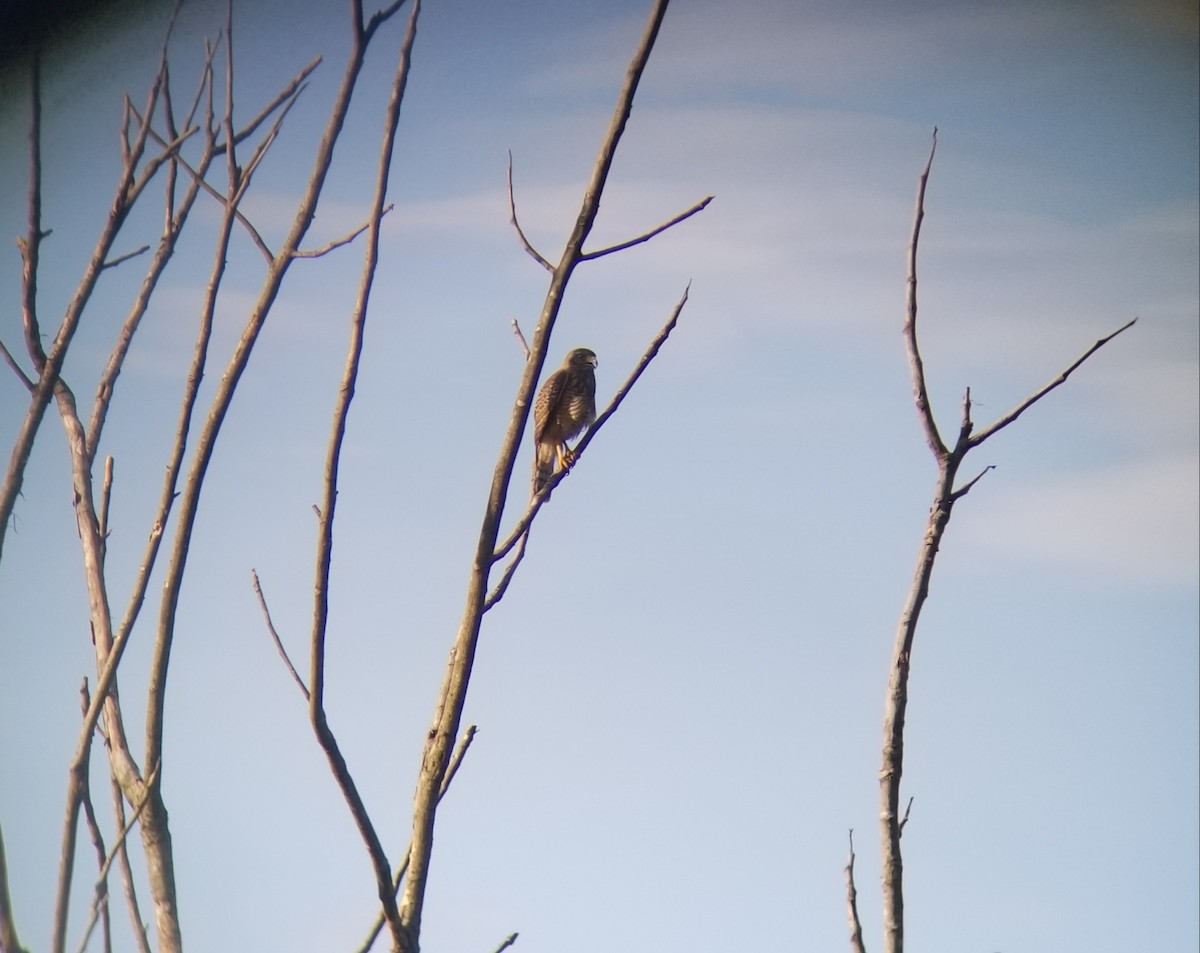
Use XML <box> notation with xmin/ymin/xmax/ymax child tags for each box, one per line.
<box><xmin>534</xmin><ymin>368</ymin><xmax>569</xmax><ymax>444</ymax></box>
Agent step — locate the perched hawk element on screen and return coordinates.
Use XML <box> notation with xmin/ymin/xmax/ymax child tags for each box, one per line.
<box><xmin>532</xmin><ymin>347</ymin><xmax>598</xmax><ymax>497</ymax></box>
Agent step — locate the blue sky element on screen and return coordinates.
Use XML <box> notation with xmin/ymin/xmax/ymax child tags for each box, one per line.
<box><xmin>0</xmin><ymin>1</ymin><xmax>1196</xmax><ymax>951</ymax></box>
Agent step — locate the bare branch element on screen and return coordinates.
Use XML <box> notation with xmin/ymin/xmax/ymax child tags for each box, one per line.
<box><xmin>100</xmin><ymin>245</ymin><xmax>151</xmax><ymax>271</ymax></box>
<box><xmin>97</xmin><ymin>457</ymin><xmax>113</xmax><ymax>556</ymax></box>
<box><xmin>20</xmin><ymin>45</ymin><xmax>46</xmax><ymax>373</ymax></box>
<box><xmin>0</xmin><ymin>338</ymin><xmax>34</xmax><ymax>392</ymax></box>
<box><xmin>229</xmin><ymin>55</ymin><xmax>322</xmax><ymax>146</ymax></box>
<box><xmin>120</xmin><ymin>93</ymin><xmax>132</xmax><ymax>168</ymax></box>
<box><xmin>950</xmin><ymin>465</ymin><xmax>994</xmax><ymax>502</ymax></box>
<box><xmin>355</xmin><ymin>725</ymin><xmax>478</xmax><ymax>953</ymax></box>
<box><xmin>0</xmin><ymin>821</ymin><xmax>26</xmax><ymax>953</ymax></box>
<box><xmin>122</xmin><ymin>125</ymin><xmax>199</xmax><ymax>209</ymax></box>
<box><xmin>106</xmin><ymin>774</ymin><xmax>151</xmax><ymax>953</ymax></box>
<box><xmin>897</xmin><ymin>796</ymin><xmax>914</xmax><ymax>836</ymax></box>
<box><xmin>955</xmin><ymin>386</ymin><xmax>974</xmax><ymax>448</ymax></box>
<box><xmin>845</xmin><ymin>830</ymin><xmax>867</xmax><ymax>953</ymax></box>
<box><xmin>251</xmin><ymin>570</ymin><xmax>310</xmax><ymax>701</ymax></box>
<box><xmin>574</xmin><ymin>284</ymin><xmax>687</xmax><ymax>461</ymax></box>
<box><xmin>580</xmin><ymin>194</ymin><xmax>713</xmax><ymax>260</ymax></box>
<box><xmin>967</xmin><ymin>318</ymin><xmax>1137</xmax><ymax>447</ymax></box>
<box><xmin>74</xmin><ymin>684</ymin><xmax>111</xmax><ymax>953</ymax></box>
<box><xmin>162</xmin><ymin>58</ymin><xmax>178</xmax><ymax>228</ymax></box>
<box><xmin>75</xmin><ymin>762</ymin><xmax>160</xmax><ymax>953</ymax></box>
<box><xmin>291</xmin><ymin>205</ymin><xmax>394</xmax><ymax>258</ymax></box>
<box><xmin>483</xmin><ymin>529</ymin><xmax>528</xmax><ymax>612</ymax></box>
<box><xmin>507</xmin><ymin>152</ymin><xmax>553</xmax><ymax>272</ymax></box>
<box><xmin>363</xmin><ymin>0</ymin><xmax>411</xmax><ymax>41</ymax></box>
<box><xmin>86</xmin><ymin>108</ymin><xmax>221</xmax><ymax>464</ymax></box>
<box><xmin>53</xmin><ymin>374</ymin><xmax>151</xmax><ymax>953</ymax></box>
<box><xmin>304</xmin><ymin>5</ymin><xmax>422</xmax><ymax>952</ymax></box>
<box><xmin>904</xmin><ymin>128</ymin><xmax>945</xmax><ymax>461</ymax></box>
<box><xmin>491</xmin><ymin>933</ymin><xmax>520</xmax><ymax>953</ymax></box>
<box><xmin>510</xmin><ymin>319</ymin><xmax>531</xmax><ymax>361</ymax></box>
<box><xmin>132</xmin><ymin>109</ymin><xmax>274</xmax><ymax>262</ymax></box>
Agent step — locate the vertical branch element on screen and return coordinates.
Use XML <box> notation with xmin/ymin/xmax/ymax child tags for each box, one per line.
<box><xmin>0</xmin><ymin>821</ymin><xmax>24</xmax><ymax>953</ymax></box>
<box><xmin>877</xmin><ymin>134</ymin><xmax>1133</xmax><ymax>953</ymax></box>
<box><xmin>398</xmin><ymin>0</ymin><xmax>673</xmax><ymax>942</ymax></box>
<box><xmin>904</xmin><ymin>129</ymin><xmax>943</xmax><ymax>460</ymax></box>
<box><xmin>52</xmin><ymin>379</ymin><xmax>149</xmax><ymax>953</ymax></box>
<box><xmin>19</xmin><ymin>45</ymin><xmax>45</xmax><ymax>373</ymax></box>
<box><xmin>307</xmin><ymin>3</ymin><xmax>421</xmax><ymax>952</ymax></box>
<box><xmin>879</xmin><ymin>457</ymin><xmax>958</xmax><ymax>953</ymax></box>
<box><xmin>845</xmin><ymin>830</ymin><xmax>867</xmax><ymax>953</ymax></box>
<box><xmin>880</xmin><ymin>131</ymin><xmax>954</xmax><ymax>953</ymax></box>
<box><xmin>107</xmin><ymin>774</ymin><xmax>152</xmax><ymax>953</ymax></box>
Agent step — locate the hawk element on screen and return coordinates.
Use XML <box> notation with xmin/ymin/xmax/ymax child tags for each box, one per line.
<box><xmin>532</xmin><ymin>347</ymin><xmax>598</xmax><ymax>497</ymax></box>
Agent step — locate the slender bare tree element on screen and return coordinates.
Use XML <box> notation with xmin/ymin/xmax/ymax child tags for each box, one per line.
<box><xmin>268</xmin><ymin>0</ymin><xmax>709</xmax><ymax>947</ymax></box>
<box><xmin>844</xmin><ymin>130</ymin><xmax>1135</xmax><ymax>953</ymax></box>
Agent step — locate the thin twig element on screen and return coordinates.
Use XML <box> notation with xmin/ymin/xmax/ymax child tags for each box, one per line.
<box><xmin>510</xmin><ymin>319</ymin><xmax>530</xmax><ymax>361</ymax></box>
<box><xmin>950</xmin><ymin>465</ymin><xmax>994</xmax><ymax>501</ymax></box>
<box><xmin>483</xmin><ymin>530</ymin><xmax>528</xmax><ymax>612</ymax></box>
<box><xmin>291</xmin><ymin>205</ymin><xmax>394</xmax><ymax>258</ymax></box>
<box><xmin>362</xmin><ymin>0</ymin><xmax>411</xmax><ymax>41</ymax></box>
<box><xmin>229</xmin><ymin>55</ymin><xmax>322</xmax><ymax>146</ymax></box>
<box><xmin>967</xmin><ymin>318</ymin><xmax>1137</xmax><ymax>447</ymax></box>
<box><xmin>100</xmin><ymin>245</ymin><xmax>151</xmax><ymax>271</ymax></box>
<box><xmin>76</xmin><ymin>682</ymin><xmax>112</xmax><ymax>953</ymax></box>
<box><xmin>133</xmin><ymin>115</ymin><xmax>273</xmax><ymax>261</ymax></box>
<box><xmin>845</xmin><ymin>830</ymin><xmax>867</xmax><ymax>953</ymax></box>
<box><xmin>904</xmin><ymin>128</ymin><xmax>945</xmax><ymax>461</ymax></box>
<box><xmin>97</xmin><ymin>457</ymin><xmax>113</xmax><ymax>561</ymax></box>
<box><xmin>251</xmin><ymin>570</ymin><xmax>309</xmax><ymax>701</ymax></box>
<box><xmin>580</xmin><ymin>195</ymin><xmax>713</xmax><ymax>260</ymax></box>
<box><xmin>506</xmin><ymin>152</ymin><xmax>553</xmax><ymax>272</ymax></box>
<box><xmin>0</xmin><ymin>338</ymin><xmax>34</xmax><ymax>392</ymax></box>
<box><xmin>491</xmin><ymin>933</ymin><xmax>520</xmax><ymax>953</ymax></box>
<box><xmin>20</xmin><ymin>45</ymin><xmax>46</xmax><ymax>373</ymax></box>
<box><xmin>897</xmin><ymin>796</ymin><xmax>914</xmax><ymax>836</ymax></box>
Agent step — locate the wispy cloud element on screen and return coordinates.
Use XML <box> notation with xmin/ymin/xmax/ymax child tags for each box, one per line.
<box><xmin>960</xmin><ymin>453</ymin><xmax>1199</xmax><ymax>588</ymax></box>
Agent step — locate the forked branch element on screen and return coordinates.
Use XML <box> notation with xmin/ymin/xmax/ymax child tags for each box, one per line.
<box><xmin>305</xmin><ymin>3</ymin><xmax>420</xmax><ymax>951</ymax></box>
<box><xmin>507</xmin><ymin>153</ymin><xmax>552</xmax><ymax>272</ymax></box>
<box><xmin>877</xmin><ymin>131</ymin><xmax>1134</xmax><ymax>953</ymax></box>
<box><xmin>354</xmin><ymin>724</ymin><xmax>478</xmax><ymax>953</ymax></box>
<box><xmin>400</xmin><ymin>2</ymin><xmax>687</xmax><ymax>946</ymax></box>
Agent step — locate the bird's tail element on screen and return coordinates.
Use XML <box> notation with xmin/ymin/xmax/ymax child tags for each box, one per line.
<box><xmin>532</xmin><ymin>442</ymin><xmax>557</xmax><ymax>499</ymax></box>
